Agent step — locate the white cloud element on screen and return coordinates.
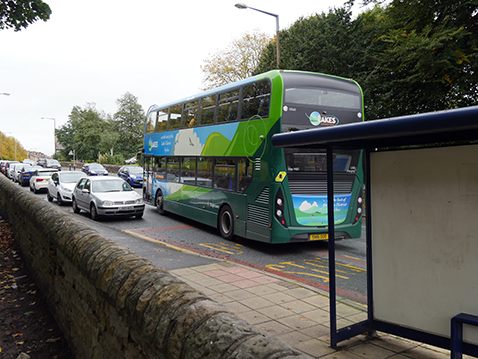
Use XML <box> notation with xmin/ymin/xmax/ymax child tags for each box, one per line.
<box><xmin>299</xmin><ymin>200</ymin><xmax>319</xmax><ymax>212</ymax></box>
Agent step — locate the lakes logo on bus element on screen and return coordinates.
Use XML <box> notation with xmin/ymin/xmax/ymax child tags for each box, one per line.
<box><xmin>306</xmin><ymin>111</ymin><xmax>339</xmax><ymax>126</ymax></box>
<box><xmin>148</xmin><ymin>138</ymin><xmax>159</xmax><ymax>151</ymax></box>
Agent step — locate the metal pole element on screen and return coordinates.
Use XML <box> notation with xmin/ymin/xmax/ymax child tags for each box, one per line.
<box><xmin>235</xmin><ymin>4</ymin><xmax>280</xmax><ymax>68</ymax></box>
<box><xmin>327</xmin><ymin>146</ymin><xmax>337</xmax><ymax>348</ymax></box>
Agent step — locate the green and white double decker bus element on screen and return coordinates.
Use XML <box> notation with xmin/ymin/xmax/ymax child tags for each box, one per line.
<box><xmin>142</xmin><ymin>70</ymin><xmax>364</xmax><ymax>244</ymax></box>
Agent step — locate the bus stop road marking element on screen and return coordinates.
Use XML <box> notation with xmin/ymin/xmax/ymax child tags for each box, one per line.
<box><xmin>265</xmin><ymin>264</ymin><xmax>330</xmax><ymax>282</ymax></box>
<box><xmin>199</xmin><ymin>242</ymin><xmax>244</xmax><ymax>255</ymax></box>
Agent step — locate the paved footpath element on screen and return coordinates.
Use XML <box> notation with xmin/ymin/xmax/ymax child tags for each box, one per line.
<box><xmin>170</xmin><ymin>261</ymin><xmax>466</xmax><ymax>359</ymax></box>
<box><xmin>84</xmin><ymin>220</ymin><xmax>468</xmax><ymax>359</ymax></box>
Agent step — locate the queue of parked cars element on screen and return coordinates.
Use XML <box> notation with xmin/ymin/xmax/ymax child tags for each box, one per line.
<box><xmin>1</xmin><ymin>159</ymin><xmax>145</xmax><ymax>221</ymax></box>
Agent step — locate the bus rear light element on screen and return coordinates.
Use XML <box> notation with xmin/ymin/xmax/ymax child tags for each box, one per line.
<box><xmin>353</xmin><ymin>190</ymin><xmax>364</xmax><ymax>224</ymax></box>
<box><xmin>275</xmin><ymin>188</ymin><xmax>287</xmax><ymax>228</ymax></box>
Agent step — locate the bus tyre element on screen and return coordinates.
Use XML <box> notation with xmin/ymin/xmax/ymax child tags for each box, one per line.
<box><xmin>156</xmin><ymin>190</ymin><xmax>165</xmax><ymax>215</ymax></box>
<box><xmin>219</xmin><ymin>205</ymin><xmax>234</xmax><ymax>240</ymax></box>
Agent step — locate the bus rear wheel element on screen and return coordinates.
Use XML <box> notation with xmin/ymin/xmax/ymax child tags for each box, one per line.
<box><xmin>155</xmin><ymin>190</ymin><xmax>165</xmax><ymax>215</ymax></box>
<box><xmin>219</xmin><ymin>205</ymin><xmax>234</xmax><ymax>240</ymax></box>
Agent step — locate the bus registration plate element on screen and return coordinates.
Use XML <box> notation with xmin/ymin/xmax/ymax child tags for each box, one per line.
<box><xmin>310</xmin><ymin>233</ymin><xmax>328</xmax><ymax>241</ymax></box>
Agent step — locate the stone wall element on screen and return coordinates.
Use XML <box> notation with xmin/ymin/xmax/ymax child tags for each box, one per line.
<box><xmin>0</xmin><ymin>174</ymin><xmax>310</xmax><ymax>359</ymax></box>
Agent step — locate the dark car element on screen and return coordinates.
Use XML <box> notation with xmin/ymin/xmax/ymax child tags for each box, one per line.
<box><xmin>19</xmin><ymin>165</ymin><xmax>42</xmax><ymax>186</ymax></box>
<box><xmin>45</xmin><ymin>159</ymin><xmax>62</xmax><ymax>171</ymax></box>
<box><xmin>81</xmin><ymin>163</ymin><xmax>108</xmax><ymax>176</ymax></box>
<box><xmin>117</xmin><ymin>166</ymin><xmax>143</xmax><ymax>187</ymax></box>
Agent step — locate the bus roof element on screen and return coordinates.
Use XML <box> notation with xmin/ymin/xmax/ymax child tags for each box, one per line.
<box><xmin>148</xmin><ymin>70</ymin><xmax>359</xmax><ymax>114</ymax></box>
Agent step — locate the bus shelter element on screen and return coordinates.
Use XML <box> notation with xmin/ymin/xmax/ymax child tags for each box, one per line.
<box><xmin>272</xmin><ymin>106</ymin><xmax>478</xmax><ymax>357</ymax></box>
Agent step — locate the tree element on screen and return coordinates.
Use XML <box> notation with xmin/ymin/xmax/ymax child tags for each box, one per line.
<box><xmin>365</xmin><ymin>0</ymin><xmax>478</xmax><ymax>118</ymax></box>
<box><xmin>112</xmin><ymin>92</ymin><xmax>145</xmax><ymax>158</ymax></box>
<box><xmin>201</xmin><ymin>31</ymin><xmax>271</xmax><ymax>90</ymax></box>
<box><xmin>255</xmin><ymin>1</ymin><xmax>478</xmax><ymax>120</ymax></box>
<box><xmin>56</xmin><ymin>104</ymin><xmax>112</xmax><ymax>162</ymax></box>
<box><xmin>0</xmin><ymin>132</ymin><xmax>27</xmax><ymax>161</ymax></box>
<box><xmin>0</xmin><ymin>0</ymin><xmax>51</xmax><ymax>31</ymax></box>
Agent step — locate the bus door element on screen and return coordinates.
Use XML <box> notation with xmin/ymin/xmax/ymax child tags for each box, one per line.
<box><xmin>143</xmin><ymin>156</ymin><xmax>153</xmax><ymax>202</ymax></box>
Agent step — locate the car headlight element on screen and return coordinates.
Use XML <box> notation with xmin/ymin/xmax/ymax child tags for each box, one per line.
<box><xmin>103</xmin><ymin>200</ymin><xmax>115</xmax><ymax>206</ymax></box>
<box><xmin>60</xmin><ymin>185</ymin><xmax>72</xmax><ymax>193</ymax></box>
<box><xmin>135</xmin><ymin>198</ymin><xmax>143</xmax><ymax>204</ymax></box>
<box><xmin>130</xmin><ymin>175</ymin><xmax>137</xmax><ymax>179</ymax></box>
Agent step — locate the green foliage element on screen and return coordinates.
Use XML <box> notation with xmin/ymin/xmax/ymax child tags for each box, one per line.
<box><xmin>100</xmin><ymin>154</ymin><xmax>124</xmax><ymax>165</ymax></box>
<box><xmin>255</xmin><ymin>0</ymin><xmax>478</xmax><ymax>119</ymax></box>
<box><xmin>56</xmin><ymin>94</ymin><xmax>145</xmax><ymax>164</ymax></box>
<box><xmin>113</xmin><ymin>92</ymin><xmax>145</xmax><ymax>158</ymax></box>
<box><xmin>0</xmin><ymin>0</ymin><xmax>51</xmax><ymax>31</ymax></box>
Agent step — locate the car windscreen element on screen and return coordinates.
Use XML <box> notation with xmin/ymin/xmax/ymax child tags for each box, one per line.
<box><xmin>128</xmin><ymin>167</ymin><xmax>142</xmax><ymax>174</ymax></box>
<box><xmin>60</xmin><ymin>173</ymin><xmax>84</xmax><ymax>183</ymax></box>
<box><xmin>92</xmin><ymin>180</ymin><xmax>132</xmax><ymax>192</ymax></box>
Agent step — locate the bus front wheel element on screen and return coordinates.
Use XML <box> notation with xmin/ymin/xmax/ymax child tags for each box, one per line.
<box><xmin>155</xmin><ymin>190</ymin><xmax>165</xmax><ymax>215</ymax></box>
<box><xmin>219</xmin><ymin>205</ymin><xmax>234</xmax><ymax>240</ymax></box>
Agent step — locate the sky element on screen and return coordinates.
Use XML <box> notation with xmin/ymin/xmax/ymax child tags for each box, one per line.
<box><xmin>0</xmin><ymin>0</ymin><xmax>358</xmax><ymax>156</ymax></box>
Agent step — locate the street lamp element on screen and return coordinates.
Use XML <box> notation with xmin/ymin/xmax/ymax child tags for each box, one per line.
<box><xmin>41</xmin><ymin>117</ymin><xmax>56</xmax><ymax>156</ymax></box>
<box><xmin>0</xmin><ymin>93</ymin><xmax>10</xmax><ymax>96</ymax></box>
<box><xmin>235</xmin><ymin>3</ymin><xmax>280</xmax><ymax>68</ymax></box>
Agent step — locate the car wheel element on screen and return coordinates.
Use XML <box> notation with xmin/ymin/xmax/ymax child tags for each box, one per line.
<box><xmin>57</xmin><ymin>193</ymin><xmax>64</xmax><ymax>206</ymax></box>
<box><xmin>29</xmin><ymin>184</ymin><xmax>33</xmax><ymax>192</ymax></box>
<box><xmin>47</xmin><ymin>192</ymin><xmax>53</xmax><ymax>202</ymax></box>
<box><xmin>218</xmin><ymin>205</ymin><xmax>234</xmax><ymax>240</ymax></box>
<box><xmin>72</xmin><ymin>198</ymin><xmax>81</xmax><ymax>214</ymax></box>
<box><xmin>155</xmin><ymin>190</ymin><xmax>165</xmax><ymax>215</ymax></box>
<box><xmin>90</xmin><ymin>204</ymin><xmax>100</xmax><ymax>221</ymax></box>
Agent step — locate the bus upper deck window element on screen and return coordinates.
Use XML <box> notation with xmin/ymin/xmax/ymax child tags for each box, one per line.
<box><xmin>241</xmin><ymin>80</ymin><xmax>271</xmax><ymax>120</ymax></box>
<box><xmin>199</xmin><ymin>96</ymin><xmax>216</xmax><ymax>126</ymax></box>
<box><xmin>157</xmin><ymin>110</ymin><xmax>169</xmax><ymax>131</ymax></box>
<box><xmin>169</xmin><ymin>104</ymin><xmax>182</xmax><ymax>129</ymax></box>
<box><xmin>146</xmin><ymin>111</ymin><xmax>158</xmax><ymax>133</ymax></box>
<box><xmin>183</xmin><ymin>101</ymin><xmax>198</xmax><ymax>128</ymax></box>
<box><xmin>217</xmin><ymin>90</ymin><xmax>239</xmax><ymax>123</ymax></box>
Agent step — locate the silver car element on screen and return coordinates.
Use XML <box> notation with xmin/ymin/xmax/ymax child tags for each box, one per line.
<box><xmin>72</xmin><ymin>176</ymin><xmax>144</xmax><ymax>220</ymax></box>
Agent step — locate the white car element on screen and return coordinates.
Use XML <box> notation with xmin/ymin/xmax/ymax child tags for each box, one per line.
<box><xmin>30</xmin><ymin>168</ymin><xmax>59</xmax><ymax>193</ymax></box>
<box><xmin>47</xmin><ymin>171</ymin><xmax>85</xmax><ymax>205</ymax></box>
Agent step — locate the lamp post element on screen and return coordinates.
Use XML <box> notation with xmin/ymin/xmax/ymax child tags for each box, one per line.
<box><xmin>235</xmin><ymin>3</ymin><xmax>280</xmax><ymax>68</ymax></box>
<box><xmin>41</xmin><ymin>117</ymin><xmax>56</xmax><ymax>156</ymax></box>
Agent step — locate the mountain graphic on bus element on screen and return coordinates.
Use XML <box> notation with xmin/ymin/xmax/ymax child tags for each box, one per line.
<box><xmin>293</xmin><ymin>195</ymin><xmax>351</xmax><ymax>226</ymax></box>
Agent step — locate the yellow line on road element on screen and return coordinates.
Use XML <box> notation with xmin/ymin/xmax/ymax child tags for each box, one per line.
<box><xmin>123</xmin><ymin>229</ymin><xmax>198</xmax><ymax>255</ymax></box>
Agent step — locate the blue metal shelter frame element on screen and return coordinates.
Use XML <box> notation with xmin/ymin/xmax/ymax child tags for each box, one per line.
<box><xmin>272</xmin><ymin>106</ymin><xmax>478</xmax><ymax>357</ymax></box>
